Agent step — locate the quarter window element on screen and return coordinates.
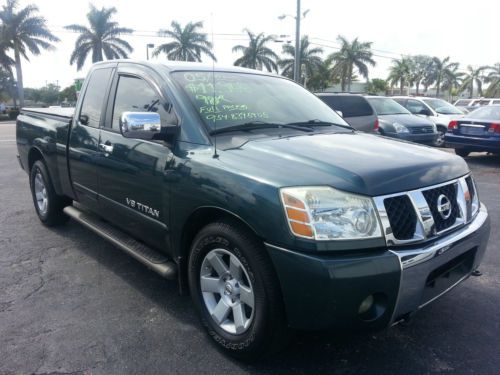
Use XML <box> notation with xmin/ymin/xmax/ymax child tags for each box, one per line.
<box><xmin>111</xmin><ymin>75</ymin><xmax>177</xmax><ymax>130</ymax></box>
<box><xmin>79</xmin><ymin>68</ymin><xmax>113</xmax><ymax>128</ymax></box>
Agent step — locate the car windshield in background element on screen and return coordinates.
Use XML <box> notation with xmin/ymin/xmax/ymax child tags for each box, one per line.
<box><xmin>454</xmin><ymin>99</ymin><xmax>472</xmax><ymax>106</ymax></box>
<box><xmin>171</xmin><ymin>71</ymin><xmax>348</xmax><ymax>132</ymax></box>
<box><xmin>423</xmin><ymin>98</ymin><xmax>463</xmax><ymax>114</ymax></box>
<box><xmin>367</xmin><ymin>97</ymin><xmax>410</xmax><ymax>115</ymax></box>
<box><xmin>468</xmin><ymin>105</ymin><xmax>500</xmax><ymax>120</ymax></box>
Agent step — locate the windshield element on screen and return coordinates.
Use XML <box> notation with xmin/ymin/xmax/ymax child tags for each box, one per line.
<box><xmin>423</xmin><ymin>98</ymin><xmax>462</xmax><ymax>114</ymax></box>
<box><xmin>171</xmin><ymin>71</ymin><xmax>348</xmax><ymax>131</ymax></box>
<box><xmin>468</xmin><ymin>105</ymin><xmax>500</xmax><ymax>120</ymax></box>
<box><xmin>366</xmin><ymin>97</ymin><xmax>410</xmax><ymax>115</ymax></box>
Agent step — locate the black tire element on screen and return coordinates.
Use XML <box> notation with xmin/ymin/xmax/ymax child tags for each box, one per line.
<box><xmin>188</xmin><ymin>220</ymin><xmax>289</xmax><ymax>360</ymax></box>
<box><xmin>433</xmin><ymin>126</ymin><xmax>446</xmax><ymax>147</ymax></box>
<box><xmin>30</xmin><ymin>160</ymin><xmax>71</xmax><ymax>226</ymax></box>
<box><xmin>455</xmin><ymin>149</ymin><xmax>470</xmax><ymax>157</ymax></box>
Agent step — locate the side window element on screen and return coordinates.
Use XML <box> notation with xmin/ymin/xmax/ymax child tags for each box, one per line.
<box><xmin>111</xmin><ymin>75</ymin><xmax>177</xmax><ymax>130</ymax></box>
<box><xmin>407</xmin><ymin>99</ymin><xmax>426</xmax><ymax>114</ymax></box>
<box><xmin>79</xmin><ymin>68</ymin><xmax>113</xmax><ymax>128</ymax></box>
<box><xmin>339</xmin><ymin>96</ymin><xmax>373</xmax><ymax>117</ymax></box>
<box><xmin>319</xmin><ymin>96</ymin><xmax>341</xmax><ymax>111</ymax></box>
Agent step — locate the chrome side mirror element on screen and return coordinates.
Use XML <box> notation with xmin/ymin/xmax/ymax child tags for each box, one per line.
<box><xmin>120</xmin><ymin>112</ymin><xmax>162</xmax><ymax>140</ymax></box>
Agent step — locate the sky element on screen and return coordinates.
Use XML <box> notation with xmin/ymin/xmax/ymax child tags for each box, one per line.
<box><xmin>15</xmin><ymin>0</ymin><xmax>500</xmax><ymax>89</ymax></box>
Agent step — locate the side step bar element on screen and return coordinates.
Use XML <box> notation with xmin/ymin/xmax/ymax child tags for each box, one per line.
<box><xmin>63</xmin><ymin>205</ymin><xmax>177</xmax><ymax>280</ymax></box>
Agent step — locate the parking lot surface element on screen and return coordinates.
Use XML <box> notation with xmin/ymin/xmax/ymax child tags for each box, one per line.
<box><xmin>0</xmin><ymin>121</ymin><xmax>499</xmax><ymax>374</ymax></box>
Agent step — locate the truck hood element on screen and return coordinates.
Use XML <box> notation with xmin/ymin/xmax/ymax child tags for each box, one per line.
<box><xmin>220</xmin><ymin>132</ymin><xmax>469</xmax><ymax>196</ymax></box>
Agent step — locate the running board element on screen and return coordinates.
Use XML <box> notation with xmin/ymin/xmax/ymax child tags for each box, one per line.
<box><xmin>63</xmin><ymin>205</ymin><xmax>177</xmax><ymax>280</ymax></box>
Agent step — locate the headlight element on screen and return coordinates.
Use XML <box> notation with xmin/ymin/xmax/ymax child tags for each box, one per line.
<box><xmin>393</xmin><ymin>122</ymin><xmax>409</xmax><ymax>133</ymax></box>
<box><xmin>280</xmin><ymin>187</ymin><xmax>382</xmax><ymax>240</ymax></box>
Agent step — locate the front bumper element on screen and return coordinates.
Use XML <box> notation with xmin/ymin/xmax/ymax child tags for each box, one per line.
<box><xmin>266</xmin><ymin>204</ymin><xmax>490</xmax><ymax>331</ymax></box>
<box><xmin>385</xmin><ymin>131</ymin><xmax>438</xmax><ymax>144</ymax></box>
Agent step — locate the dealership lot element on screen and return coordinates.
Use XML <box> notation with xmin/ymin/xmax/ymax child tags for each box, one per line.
<box><xmin>0</xmin><ymin>121</ymin><xmax>498</xmax><ymax>374</ymax></box>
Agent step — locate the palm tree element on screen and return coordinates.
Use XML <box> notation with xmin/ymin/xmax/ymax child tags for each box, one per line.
<box><xmin>153</xmin><ymin>21</ymin><xmax>216</xmax><ymax>62</ymax></box>
<box><xmin>409</xmin><ymin>55</ymin><xmax>433</xmax><ymax>95</ymax></box>
<box><xmin>0</xmin><ymin>0</ymin><xmax>59</xmax><ymax>107</ymax></box>
<box><xmin>441</xmin><ymin>65</ymin><xmax>464</xmax><ymax>101</ymax></box>
<box><xmin>484</xmin><ymin>63</ymin><xmax>500</xmax><ymax>97</ymax></box>
<box><xmin>430</xmin><ymin>56</ymin><xmax>459</xmax><ymax>98</ymax></box>
<box><xmin>232</xmin><ymin>29</ymin><xmax>278</xmax><ymax>72</ymax></box>
<box><xmin>0</xmin><ymin>36</ymin><xmax>16</xmax><ymax>105</ymax></box>
<box><xmin>460</xmin><ymin>65</ymin><xmax>487</xmax><ymax>98</ymax></box>
<box><xmin>328</xmin><ymin>36</ymin><xmax>375</xmax><ymax>92</ymax></box>
<box><xmin>278</xmin><ymin>36</ymin><xmax>323</xmax><ymax>84</ymax></box>
<box><xmin>387</xmin><ymin>57</ymin><xmax>412</xmax><ymax>94</ymax></box>
<box><xmin>65</xmin><ymin>4</ymin><xmax>133</xmax><ymax>71</ymax></box>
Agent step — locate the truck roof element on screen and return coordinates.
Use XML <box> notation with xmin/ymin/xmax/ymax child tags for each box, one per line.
<box><xmin>92</xmin><ymin>59</ymin><xmax>278</xmax><ymax>77</ymax></box>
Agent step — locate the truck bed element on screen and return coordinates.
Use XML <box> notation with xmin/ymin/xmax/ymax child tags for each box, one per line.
<box><xmin>21</xmin><ymin>107</ymin><xmax>75</xmax><ymax>119</ymax></box>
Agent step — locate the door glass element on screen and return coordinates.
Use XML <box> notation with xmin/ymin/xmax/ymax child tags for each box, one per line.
<box><xmin>407</xmin><ymin>99</ymin><xmax>426</xmax><ymax>114</ymax></box>
<box><xmin>79</xmin><ymin>68</ymin><xmax>113</xmax><ymax>128</ymax></box>
<box><xmin>111</xmin><ymin>75</ymin><xmax>177</xmax><ymax>130</ymax></box>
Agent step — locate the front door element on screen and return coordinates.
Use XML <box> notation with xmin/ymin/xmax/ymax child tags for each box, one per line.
<box><xmin>96</xmin><ymin>68</ymin><xmax>178</xmax><ymax>251</ymax></box>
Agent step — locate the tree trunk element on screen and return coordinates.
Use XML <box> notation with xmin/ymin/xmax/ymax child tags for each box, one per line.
<box><xmin>400</xmin><ymin>78</ymin><xmax>404</xmax><ymax>95</ymax></box>
<box><xmin>347</xmin><ymin>64</ymin><xmax>353</xmax><ymax>92</ymax></box>
<box><xmin>436</xmin><ymin>78</ymin><xmax>441</xmax><ymax>98</ymax></box>
<box><xmin>14</xmin><ymin>46</ymin><xmax>24</xmax><ymax>108</ymax></box>
<box><xmin>416</xmin><ymin>82</ymin><xmax>420</xmax><ymax>95</ymax></box>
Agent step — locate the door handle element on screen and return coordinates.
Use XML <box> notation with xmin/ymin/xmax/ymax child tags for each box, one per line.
<box><xmin>99</xmin><ymin>142</ymin><xmax>114</xmax><ymax>155</ymax></box>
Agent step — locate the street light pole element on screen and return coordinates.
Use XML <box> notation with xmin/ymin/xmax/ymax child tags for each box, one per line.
<box><xmin>293</xmin><ymin>0</ymin><xmax>301</xmax><ymax>83</ymax></box>
<box><xmin>146</xmin><ymin>43</ymin><xmax>155</xmax><ymax>60</ymax></box>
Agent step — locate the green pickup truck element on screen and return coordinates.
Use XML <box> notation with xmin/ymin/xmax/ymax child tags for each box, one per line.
<box><xmin>16</xmin><ymin>61</ymin><xmax>490</xmax><ymax>359</ymax></box>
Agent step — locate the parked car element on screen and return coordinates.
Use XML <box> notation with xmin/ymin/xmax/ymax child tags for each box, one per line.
<box><xmin>365</xmin><ymin>96</ymin><xmax>438</xmax><ymax>145</ymax></box>
<box><xmin>393</xmin><ymin>96</ymin><xmax>464</xmax><ymax>147</ymax></box>
<box><xmin>316</xmin><ymin>93</ymin><xmax>378</xmax><ymax>132</ymax></box>
<box><xmin>16</xmin><ymin>61</ymin><xmax>490</xmax><ymax>359</ymax></box>
<box><xmin>445</xmin><ymin>105</ymin><xmax>500</xmax><ymax>157</ymax></box>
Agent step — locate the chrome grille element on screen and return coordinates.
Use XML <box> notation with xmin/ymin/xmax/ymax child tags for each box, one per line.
<box><xmin>422</xmin><ymin>183</ymin><xmax>460</xmax><ymax>232</ymax></box>
<box><xmin>410</xmin><ymin>126</ymin><xmax>434</xmax><ymax>134</ymax></box>
<box><xmin>374</xmin><ymin>175</ymin><xmax>478</xmax><ymax>246</ymax></box>
<box><xmin>383</xmin><ymin>196</ymin><xmax>417</xmax><ymax>240</ymax></box>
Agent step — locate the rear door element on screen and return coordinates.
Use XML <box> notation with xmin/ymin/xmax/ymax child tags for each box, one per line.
<box><xmin>68</xmin><ymin>67</ymin><xmax>114</xmax><ymax>210</ymax></box>
<box><xmin>96</xmin><ymin>65</ymin><xmax>178</xmax><ymax>250</ymax></box>
<box><xmin>319</xmin><ymin>95</ymin><xmax>376</xmax><ymax>132</ymax></box>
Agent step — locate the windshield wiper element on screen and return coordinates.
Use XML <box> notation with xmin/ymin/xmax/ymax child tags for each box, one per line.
<box><xmin>209</xmin><ymin>121</ymin><xmax>314</xmax><ymax>135</ymax></box>
<box><xmin>286</xmin><ymin>119</ymin><xmax>353</xmax><ymax>130</ymax></box>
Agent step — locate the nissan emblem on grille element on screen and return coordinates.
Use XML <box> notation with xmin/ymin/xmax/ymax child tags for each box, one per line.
<box><xmin>437</xmin><ymin>194</ymin><xmax>452</xmax><ymax>220</ymax></box>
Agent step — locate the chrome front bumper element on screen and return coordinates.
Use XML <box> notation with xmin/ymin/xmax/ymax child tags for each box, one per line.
<box><xmin>390</xmin><ymin>204</ymin><xmax>490</xmax><ymax>323</ymax></box>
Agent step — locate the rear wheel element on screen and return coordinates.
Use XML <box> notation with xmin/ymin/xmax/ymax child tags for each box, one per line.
<box><xmin>30</xmin><ymin>160</ymin><xmax>71</xmax><ymax>226</ymax></box>
<box><xmin>455</xmin><ymin>149</ymin><xmax>470</xmax><ymax>157</ymax></box>
<box><xmin>188</xmin><ymin>220</ymin><xmax>289</xmax><ymax>360</ymax></box>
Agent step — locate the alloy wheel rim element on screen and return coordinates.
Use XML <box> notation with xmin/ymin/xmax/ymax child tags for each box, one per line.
<box><xmin>200</xmin><ymin>248</ymin><xmax>255</xmax><ymax>334</ymax></box>
<box><xmin>34</xmin><ymin>171</ymin><xmax>48</xmax><ymax>215</ymax></box>
<box><xmin>436</xmin><ymin>130</ymin><xmax>445</xmax><ymax>146</ymax></box>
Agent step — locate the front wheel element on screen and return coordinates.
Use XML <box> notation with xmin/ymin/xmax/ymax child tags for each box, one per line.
<box><xmin>455</xmin><ymin>149</ymin><xmax>470</xmax><ymax>157</ymax></box>
<box><xmin>188</xmin><ymin>220</ymin><xmax>289</xmax><ymax>360</ymax></box>
<box><xmin>433</xmin><ymin>127</ymin><xmax>446</xmax><ymax>147</ymax></box>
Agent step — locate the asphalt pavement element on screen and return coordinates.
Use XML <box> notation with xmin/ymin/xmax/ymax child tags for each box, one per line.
<box><xmin>0</xmin><ymin>121</ymin><xmax>498</xmax><ymax>374</ymax></box>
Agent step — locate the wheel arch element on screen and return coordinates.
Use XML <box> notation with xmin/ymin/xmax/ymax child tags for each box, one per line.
<box><xmin>176</xmin><ymin>206</ymin><xmax>263</xmax><ymax>294</ymax></box>
<box><xmin>28</xmin><ymin>147</ymin><xmax>44</xmax><ymax>173</ymax></box>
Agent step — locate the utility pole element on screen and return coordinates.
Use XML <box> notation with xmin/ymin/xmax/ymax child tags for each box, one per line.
<box><xmin>293</xmin><ymin>0</ymin><xmax>301</xmax><ymax>83</ymax></box>
<box><xmin>146</xmin><ymin>44</ymin><xmax>155</xmax><ymax>60</ymax></box>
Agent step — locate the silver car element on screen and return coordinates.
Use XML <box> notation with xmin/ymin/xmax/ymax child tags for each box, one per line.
<box><xmin>316</xmin><ymin>93</ymin><xmax>378</xmax><ymax>132</ymax></box>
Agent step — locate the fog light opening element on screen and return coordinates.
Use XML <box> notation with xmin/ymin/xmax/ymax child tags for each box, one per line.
<box><xmin>358</xmin><ymin>295</ymin><xmax>374</xmax><ymax>315</ymax></box>
<box><xmin>358</xmin><ymin>293</ymin><xmax>388</xmax><ymax>322</ymax></box>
